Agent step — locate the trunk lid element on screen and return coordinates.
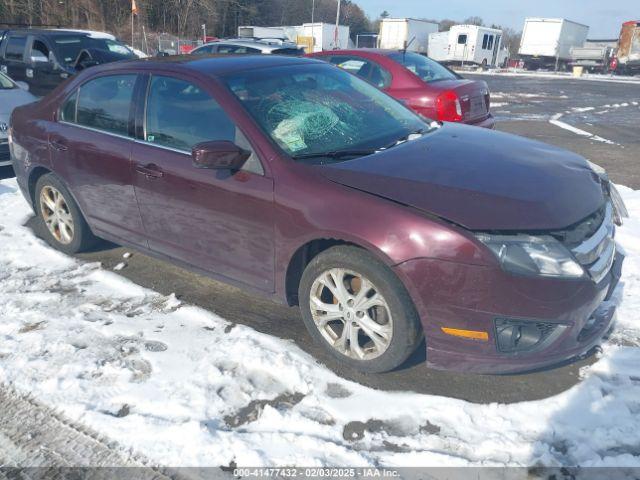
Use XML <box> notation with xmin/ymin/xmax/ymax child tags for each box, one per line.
<box><xmin>433</xmin><ymin>79</ymin><xmax>491</xmax><ymax>122</ymax></box>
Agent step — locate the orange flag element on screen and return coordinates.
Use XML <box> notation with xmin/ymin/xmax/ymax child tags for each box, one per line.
<box><xmin>132</xmin><ymin>0</ymin><xmax>139</xmax><ymax>16</ymax></box>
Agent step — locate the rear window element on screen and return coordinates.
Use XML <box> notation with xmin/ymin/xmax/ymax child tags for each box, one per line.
<box><xmin>272</xmin><ymin>48</ymin><xmax>305</xmax><ymax>56</ymax></box>
<box><xmin>5</xmin><ymin>36</ymin><xmax>26</xmax><ymax>60</ymax></box>
<box><xmin>76</xmin><ymin>75</ymin><xmax>136</xmax><ymax>136</ymax></box>
<box><xmin>388</xmin><ymin>52</ymin><xmax>459</xmax><ymax>83</ymax></box>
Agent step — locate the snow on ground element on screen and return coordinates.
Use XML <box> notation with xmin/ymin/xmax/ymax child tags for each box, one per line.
<box><xmin>456</xmin><ymin>69</ymin><xmax>640</xmax><ymax>85</ymax></box>
<box><xmin>1</xmin><ymin>177</ymin><xmax>640</xmax><ymax>467</ymax></box>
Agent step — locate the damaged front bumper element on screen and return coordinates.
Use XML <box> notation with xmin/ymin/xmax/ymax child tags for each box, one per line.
<box><xmin>394</xmin><ymin>251</ymin><xmax>624</xmax><ymax>374</ymax></box>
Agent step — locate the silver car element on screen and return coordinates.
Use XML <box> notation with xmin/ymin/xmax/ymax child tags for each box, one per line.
<box><xmin>191</xmin><ymin>38</ymin><xmax>305</xmax><ymax>56</ymax></box>
<box><xmin>0</xmin><ymin>72</ymin><xmax>37</xmax><ymax>171</ymax></box>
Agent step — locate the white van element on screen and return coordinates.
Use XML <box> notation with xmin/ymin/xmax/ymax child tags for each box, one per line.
<box><xmin>429</xmin><ymin>25</ymin><xmax>508</xmax><ymax>67</ymax></box>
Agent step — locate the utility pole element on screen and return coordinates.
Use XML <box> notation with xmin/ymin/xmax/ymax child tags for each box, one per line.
<box><xmin>334</xmin><ymin>0</ymin><xmax>341</xmax><ymax>50</ymax></box>
<box><xmin>311</xmin><ymin>0</ymin><xmax>315</xmax><ymax>53</ymax></box>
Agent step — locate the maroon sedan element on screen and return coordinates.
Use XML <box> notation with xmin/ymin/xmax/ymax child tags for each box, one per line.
<box><xmin>308</xmin><ymin>49</ymin><xmax>494</xmax><ymax>128</ymax></box>
<box><xmin>10</xmin><ymin>55</ymin><xmax>624</xmax><ymax>374</ymax></box>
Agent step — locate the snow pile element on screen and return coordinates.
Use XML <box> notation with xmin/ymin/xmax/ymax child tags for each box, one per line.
<box><xmin>1</xmin><ymin>177</ymin><xmax>640</xmax><ymax>467</ymax></box>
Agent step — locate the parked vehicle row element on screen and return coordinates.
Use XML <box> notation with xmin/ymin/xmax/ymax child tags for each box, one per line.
<box><xmin>9</xmin><ymin>54</ymin><xmax>626</xmax><ymax>374</ymax></box>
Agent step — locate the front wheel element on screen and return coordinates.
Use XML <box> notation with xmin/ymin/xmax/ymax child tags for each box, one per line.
<box><xmin>299</xmin><ymin>246</ymin><xmax>423</xmax><ymax>373</ymax></box>
<box><xmin>35</xmin><ymin>173</ymin><xmax>97</xmax><ymax>254</ymax></box>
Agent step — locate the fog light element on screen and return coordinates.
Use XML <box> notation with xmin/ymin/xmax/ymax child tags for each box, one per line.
<box><xmin>494</xmin><ymin>318</ymin><xmax>566</xmax><ymax>353</ymax></box>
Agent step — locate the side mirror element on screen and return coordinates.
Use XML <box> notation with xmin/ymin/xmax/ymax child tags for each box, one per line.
<box><xmin>192</xmin><ymin>141</ymin><xmax>251</xmax><ymax>170</ymax></box>
<box><xmin>15</xmin><ymin>81</ymin><xmax>30</xmax><ymax>91</ymax></box>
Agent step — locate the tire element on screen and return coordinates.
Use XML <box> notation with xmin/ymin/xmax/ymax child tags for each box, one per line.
<box><xmin>35</xmin><ymin>173</ymin><xmax>97</xmax><ymax>254</ymax></box>
<box><xmin>298</xmin><ymin>246</ymin><xmax>423</xmax><ymax>373</ymax></box>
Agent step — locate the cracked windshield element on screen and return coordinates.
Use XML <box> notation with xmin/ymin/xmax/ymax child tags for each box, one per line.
<box><xmin>225</xmin><ymin>65</ymin><xmax>426</xmax><ymax>162</ymax></box>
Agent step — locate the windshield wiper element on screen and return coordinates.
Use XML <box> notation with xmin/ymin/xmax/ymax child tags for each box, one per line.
<box><xmin>292</xmin><ymin>150</ymin><xmax>377</xmax><ymax>161</ymax></box>
<box><xmin>379</xmin><ymin>123</ymin><xmax>440</xmax><ymax>151</ymax></box>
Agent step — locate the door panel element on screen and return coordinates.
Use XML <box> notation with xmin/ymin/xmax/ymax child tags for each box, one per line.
<box><xmin>132</xmin><ymin>75</ymin><xmax>275</xmax><ymax>291</ymax></box>
<box><xmin>132</xmin><ymin>144</ymin><xmax>275</xmax><ymax>291</ymax></box>
<box><xmin>50</xmin><ymin>74</ymin><xmax>146</xmax><ymax>246</ymax></box>
<box><xmin>49</xmin><ymin>124</ymin><xmax>146</xmax><ymax>245</ymax></box>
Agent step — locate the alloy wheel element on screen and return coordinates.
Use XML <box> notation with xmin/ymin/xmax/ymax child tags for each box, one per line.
<box><xmin>40</xmin><ymin>186</ymin><xmax>74</xmax><ymax>245</ymax></box>
<box><xmin>309</xmin><ymin>268</ymin><xmax>393</xmax><ymax>360</ymax></box>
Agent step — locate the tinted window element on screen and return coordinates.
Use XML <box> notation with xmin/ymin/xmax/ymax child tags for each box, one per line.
<box><xmin>5</xmin><ymin>36</ymin><xmax>26</xmax><ymax>60</ymax></box>
<box><xmin>272</xmin><ymin>48</ymin><xmax>305</xmax><ymax>56</ymax></box>
<box><xmin>217</xmin><ymin>44</ymin><xmax>261</xmax><ymax>54</ymax></box>
<box><xmin>53</xmin><ymin>36</ymin><xmax>134</xmax><ymax>65</ymax></box>
<box><xmin>31</xmin><ymin>39</ymin><xmax>50</xmax><ymax>60</ymax></box>
<box><xmin>457</xmin><ymin>34</ymin><xmax>467</xmax><ymax>45</ymax></box>
<box><xmin>329</xmin><ymin>55</ymin><xmax>391</xmax><ymax>89</ymax></box>
<box><xmin>145</xmin><ymin>76</ymin><xmax>236</xmax><ymax>151</ymax></box>
<box><xmin>487</xmin><ymin>35</ymin><xmax>494</xmax><ymax>49</ymax></box>
<box><xmin>76</xmin><ymin>75</ymin><xmax>136</xmax><ymax>136</ymax></box>
<box><xmin>192</xmin><ymin>44</ymin><xmax>216</xmax><ymax>55</ymax></box>
<box><xmin>224</xmin><ymin>64</ymin><xmax>426</xmax><ymax>161</ymax></box>
<box><xmin>389</xmin><ymin>52</ymin><xmax>458</xmax><ymax>83</ymax></box>
<box><xmin>482</xmin><ymin>34</ymin><xmax>488</xmax><ymax>49</ymax></box>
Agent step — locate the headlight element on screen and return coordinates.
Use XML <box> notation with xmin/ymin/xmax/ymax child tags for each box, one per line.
<box><xmin>476</xmin><ymin>234</ymin><xmax>585</xmax><ymax>279</ymax></box>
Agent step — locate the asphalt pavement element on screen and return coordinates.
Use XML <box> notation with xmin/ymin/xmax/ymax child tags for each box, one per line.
<box><xmin>12</xmin><ymin>73</ymin><xmax>640</xmax><ymax>404</ymax></box>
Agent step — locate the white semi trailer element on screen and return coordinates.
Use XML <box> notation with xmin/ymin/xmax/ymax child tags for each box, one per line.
<box><xmin>378</xmin><ymin>18</ymin><xmax>439</xmax><ymax>53</ymax></box>
<box><xmin>518</xmin><ymin>18</ymin><xmax>589</xmax><ymax>70</ymax></box>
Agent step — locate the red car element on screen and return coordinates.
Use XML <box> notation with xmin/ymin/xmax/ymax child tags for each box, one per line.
<box><xmin>308</xmin><ymin>49</ymin><xmax>494</xmax><ymax>128</ymax></box>
<box><xmin>10</xmin><ymin>55</ymin><xmax>624</xmax><ymax>374</ymax></box>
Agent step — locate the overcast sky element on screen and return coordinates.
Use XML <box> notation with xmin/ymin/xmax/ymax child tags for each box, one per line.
<box><xmin>361</xmin><ymin>0</ymin><xmax>636</xmax><ymax>38</ymax></box>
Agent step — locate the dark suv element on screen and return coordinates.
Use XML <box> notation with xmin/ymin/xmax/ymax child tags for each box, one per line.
<box><xmin>9</xmin><ymin>55</ymin><xmax>626</xmax><ymax>374</ymax></box>
<box><xmin>0</xmin><ymin>29</ymin><xmax>135</xmax><ymax>96</ymax></box>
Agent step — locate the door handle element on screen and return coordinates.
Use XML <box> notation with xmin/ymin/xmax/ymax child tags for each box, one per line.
<box><xmin>49</xmin><ymin>138</ymin><xmax>68</xmax><ymax>151</ymax></box>
<box><xmin>135</xmin><ymin>163</ymin><xmax>164</xmax><ymax>179</ymax></box>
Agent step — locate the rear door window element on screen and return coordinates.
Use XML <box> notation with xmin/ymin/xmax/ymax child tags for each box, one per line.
<box><xmin>217</xmin><ymin>44</ymin><xmax>261</xmax><ymax>54</ymax></box>
<box><xmin>5</xmin><ymin>36</ymin><xmax>27</xmax><ymax>60</ymax></box>
<box><xmin>193</xmin><ymin>44</ymin><xmax>217</xmax><ymax>55</ymax></box>
<box><xmin>76</xmin><ymin>75</ymin><xmax>137</xmax><ymax>136</ymax></box>
<box><xmin>457</xmin><ymin>34</ymin><xmax>467</xmax><ymax>45</ymax></box>
<box><xmin>329</xmin><ymin>55</ymin><xmax>391</xmax><ymax>89</ymax></box>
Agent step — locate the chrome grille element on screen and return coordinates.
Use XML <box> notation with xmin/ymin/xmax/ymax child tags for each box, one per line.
<box><xmin>569</xmin><ymin>203</ymin><xmax>616</xmax><ymax>283</ymax></box>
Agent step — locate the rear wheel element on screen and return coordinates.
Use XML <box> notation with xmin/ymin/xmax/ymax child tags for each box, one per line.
<box><xmin>35</xmin><ymin>173</ymin><xmax>97</xmax><ymax>254</ymax></box>
<box><xmin>299</xmin><ymin>246</ymin><xmax>423</xmax><ymax>373</ymax></box>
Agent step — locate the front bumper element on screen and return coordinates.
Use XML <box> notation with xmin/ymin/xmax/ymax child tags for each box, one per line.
<box><xmin>394</xmin><ymin>251</ymin><xmax>624</xmax><ymax>374</ymax></box>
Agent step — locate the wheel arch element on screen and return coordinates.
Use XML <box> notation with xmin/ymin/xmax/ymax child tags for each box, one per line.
<box><xmin>284</xmin><ymin>236</ymin><xmax>394</xmax><ymax>306</ymax></box>
<box><xmin>27</xmin><ymin>166</ymin><xmax>53</xmax><ymax>206</ymax></box>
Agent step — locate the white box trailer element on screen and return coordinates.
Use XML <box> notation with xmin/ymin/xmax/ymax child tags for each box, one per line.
<box><xmin>378</xmin><ymin>18</ymin><xmax>439</xmax><ymax>53</ymax></box>
<box><xmin>428</xmin><ymin>25</ymin><xmax>508</xmax><ymax>67</ymax></box>
<box><xmin>238</xmin><ymin>26</ymin><xmax>286</xmax><ymax>40</ymax></box>
<box><xmin>518</xmin><ymin>18</ymin><xmax>589</xmax><ymax>69</ymax></box>
<box><xmin>290</xmin><ymin>23</ymin><xmax>350</xmax><ymax>53</ymax></box>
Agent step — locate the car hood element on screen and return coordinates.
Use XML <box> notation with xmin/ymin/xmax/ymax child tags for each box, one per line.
<box><xmin>316</xmin><ymin>123</ymin><xmax>605</xmax><ymax>231</ymax></box>
<box><xmin>0</xmin><ymin>89</ymin><xmax>38</xmax><ymax>117</ymax></box>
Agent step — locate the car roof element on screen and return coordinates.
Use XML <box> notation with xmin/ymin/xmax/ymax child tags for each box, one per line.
<box><xmin>89</xmin><ymin>54</ymin><xmax>324</xmax><ymax>77</ymax></box>
<box><xmin>196</xmin><ymin>39</ymin><xmax>302</xmax><ymax>53</ymax></box>
<box><xmin>3</xmin><ymin>28</ymin><xmax>106</xmax><ymax>37</ymax></box>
